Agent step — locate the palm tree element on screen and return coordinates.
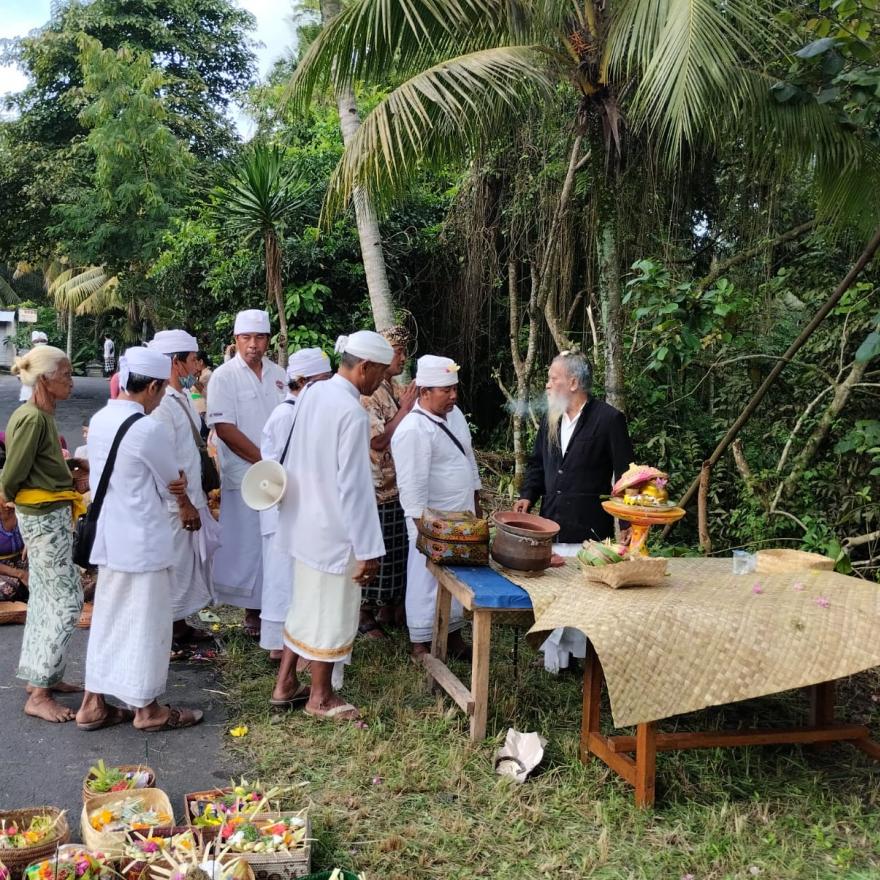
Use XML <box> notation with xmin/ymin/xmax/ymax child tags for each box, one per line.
<box><xmin>288</xmin><ymin>0</ymin><xmax>880</xmax><ymax>412</ymax></box>
<box><xmin>49</xmin><ymin>264</ymin><xmax>121</xmax><ymax>357</ymax></box>
<box><xmin>213</xmin><ymin>143</ymin><xmax>311</xmax><ymax>366</ymax></box>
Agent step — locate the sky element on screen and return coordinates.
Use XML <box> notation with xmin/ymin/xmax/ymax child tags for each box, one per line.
<box><xmin>0</xmin><ymin>0</ymin><xmax>299</xmax><ymax>131</ymax></box>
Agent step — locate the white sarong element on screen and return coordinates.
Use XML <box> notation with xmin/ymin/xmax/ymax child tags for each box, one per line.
<box><xmin>85</xmin><ymin>567</ymin><xmax>173</xmax><ymax>708</ymax></box>
<box><xmin>540</xmin><ymin>543</ymin><xmax>587</xmax><ymax>673</ymax></box>
<box><xmin>283</xmin><ymin>556</ymin><xmax>360</xmax><ymax>663</ymax></box>
<box><xmin>212</xmin><ymin>487</ymin><xmax>262</xmax><ymax>609</ymax></box>
<box><xmin>404</xmin><ymin>536</ymin><xmax>464</xmax><ymax>645</ymax></box>
<box><xmin>167</xmin><ymin>504</ymin><xmax>220</xmax><ymax>620</ymax></box>
<box><xmin>259</xmin><ymin>519</ymin><xmax>293</xmax><ymax>651</ymax></box>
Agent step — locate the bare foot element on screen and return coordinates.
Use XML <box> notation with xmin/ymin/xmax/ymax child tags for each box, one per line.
<box><xmin>24</xmin><ymin>692</ymin><xmax>75</xmax><ymax>723</ymax></box>
<box><xmin>410</xmin><ymin>642</ymin><xmax>430</xmax><ymax>663</ymax></box>
<box><xmin>27</xmin><ymin>681</ymin><xmax>83</xmax><ymax>695</ymax></box>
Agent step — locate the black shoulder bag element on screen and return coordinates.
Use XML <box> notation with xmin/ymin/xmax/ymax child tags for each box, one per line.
<box><xmin>413</xmin><ymin>409</ymin><xmax>467</xmax><ymax>457</ymax></box>
<box><xmin>172</xmin><ymin>394</ymin><xmax>221</xmax><ymax>494</ymax></box>
<box><xmin>72</xmin><ymin>413</ymin><xmax>144</xmax><ymax>568</ymax></box>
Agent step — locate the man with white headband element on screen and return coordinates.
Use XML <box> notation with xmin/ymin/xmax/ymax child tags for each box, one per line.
<box><xmin>206</xmin><ymin>309</ymin><xmax>286</xmax><ymax>637</ymax></box>
<box><xmin>271</xmin><ymin>331</ymin><xmax>390</xmax><ymax>721</ymax></box>
<box><xmin>391</xmin><ymin>355</ymin><xmax>481</xmax><ymax>661</ymax></box>
<box><xmin>149</xmin><ymin>329</ymin><xmax>221</xmax><ymax>657</ymax></box>
<box><xmin>77</xmin><ymin>347</ymin><xmax>203</xmax><ymax>732</ymax></box>
<box><xmin>258</xmin><ymin>348</ymin><xmax>332</xmax><ymax>665</ymax></box>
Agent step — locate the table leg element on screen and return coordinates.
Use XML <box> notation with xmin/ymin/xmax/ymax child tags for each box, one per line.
<box><xmin>809</xmin><ymin>680</ymin><xmax>836</xmax><ymax>751</ymax></box>
<box><xmin>635</xmin><ymin>722</ymin><xmax>657</xmax><ymax>808</ymax></box>
<box><xmin>426</xmin><ymin>579</ymin><xmax>453</xmax><ymax>691</ymax></box>
<box><xmin>580</xmin><ymin>641</ymin><xmax>603</xmax><ymax>763</ymax></box>
<box><xmin>469</xmin><ymin>609</ymin><xmax>492</xmax><ymax>741</ymax></box>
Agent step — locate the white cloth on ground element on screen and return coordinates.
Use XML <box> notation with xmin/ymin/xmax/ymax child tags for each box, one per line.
<box><xmin>540</xmin><ymin>543</ymin><xmax>587</xmax><ymax>673</ymax></box>
<box><xmin>85</xmin><ymin>566</ymin><xmax>173</xmax><ymax>707</ymax></box>
<box><xmin>276</xmin><ymin>374</ymin><xmax>385</xmax><ymax>573</ymax></box>
<box><xmin>404</xmin><ymin>536</ymin><xmax>464</xmax><ymax>644</ymax></box>
<box><xmin>87</xmin><ymin>399</ymin><xmax>179</xmax><ymax>571</ymax></box>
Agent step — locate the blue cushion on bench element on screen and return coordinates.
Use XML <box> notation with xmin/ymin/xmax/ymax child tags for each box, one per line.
<box><xmin>449</xmin><ymin>566</ymin><xmax>533</xmax><ymax>610</ymax></box>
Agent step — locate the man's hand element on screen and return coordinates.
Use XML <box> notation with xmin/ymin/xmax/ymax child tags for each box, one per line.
<box><xmin>512</xmin><ymin>498</ymin><xmax>531</xmax><ymax>514</ymax></box>
<box><xmin>352</xmin><ymin>558</ymin><xmax>379</xmax><ymax>586</ymax></box>
<box><xmin>67</xmin><ymin>457</ymin><xmax>89</xmax><ymax>473</ymax></box>
<box><xmin>399</xmin><ymin>380</ymin><xmax>418</xmax><ymax>413</ymax></box>
<box><xmin>17</xmin><ymin>569</ymin><xmax>29</xmax><ymax>588</ymax></box>
<box><xmin>168</xmin><ymin>470</ymin><xmax>188</xmax><ymax>496</ymax></box>
<box><xmin>178</xmin><ymin>497</ymin><xmax>202</xmax><ymax>532</ymax></box>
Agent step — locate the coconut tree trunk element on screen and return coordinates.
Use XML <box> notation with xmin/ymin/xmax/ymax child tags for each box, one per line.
<box><xmin>66</xmin><ymin>309</ymin><xmax>74</xmax><ymax>360</ymax></box>
<box><xmin>320</xmin><ymin>0</ymin><xmax>395</xmax><ymax>332</ymax></box>
<box><xmin>597</xmin><ymin>213</ymin><xmax>626</xmax><ymax>413</ymax></box>
<box><xmin>265</xmin><ymin>229</ymin><xmax>289</xmax><ymax>366</ymax></box>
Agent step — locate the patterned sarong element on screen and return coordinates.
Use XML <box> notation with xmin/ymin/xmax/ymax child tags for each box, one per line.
<box><xmin>362</xmin><ymin>497</ymin><xmax>408</xmax><ymax>607</ymax></box>
<box><xmin>16</xmin><ymin>507</ymin><xmax>83</xmax><ymax>687</ymax></box>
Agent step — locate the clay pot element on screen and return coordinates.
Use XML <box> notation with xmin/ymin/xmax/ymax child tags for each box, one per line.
<box><xmin>490</xmin><ymin>511</ymin><xmax>560</xmax><ymax>572</ymax></box>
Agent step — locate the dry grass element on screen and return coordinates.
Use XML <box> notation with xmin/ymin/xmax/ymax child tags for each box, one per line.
<box><xmin>218</xmin><ymin>623</ymin><xmax>880</xmax><ymax>879</ymax></box>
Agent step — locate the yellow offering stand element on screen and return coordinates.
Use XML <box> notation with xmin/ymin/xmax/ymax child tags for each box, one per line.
<box><xmin>602</xmin><ymin>499</ymin><xmax>685</xmax><ymax>556</ymax></box>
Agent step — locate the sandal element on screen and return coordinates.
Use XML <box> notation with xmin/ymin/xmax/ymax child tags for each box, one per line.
<box><xmin>303</xmin><ymin>702</ymin><xmax>360</xmax><ymax>723</ymax></box>
<box><xmin>136</xmin><ymin>706</ymin><xmax>204</xmax><ymax>732</ymax></box>
<box><xmin>269</xmin><ymin>684</ymin><xmax>310</xmax><ymax>708</ymax></box>
<box><xmin>357</xmin><ymin>621</ymin><xmax>386</xmax><ymax>640</ymax></box>
<box><xmin>77</xmin><ymin>705</ymin><xmax>135</xmax><ymax>731</ymax></box>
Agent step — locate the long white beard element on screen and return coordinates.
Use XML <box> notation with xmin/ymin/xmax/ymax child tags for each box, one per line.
<box><xmin>546</xmin><ymin>391</ymin><xmax>570</xmax><ymax>449</ymax></box>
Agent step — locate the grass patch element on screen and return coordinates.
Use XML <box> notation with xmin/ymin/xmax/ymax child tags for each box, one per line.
<box><xmin>218</xmin><ymin>623</ymin><xmax>880</xmax><ymax>879</ymax></box>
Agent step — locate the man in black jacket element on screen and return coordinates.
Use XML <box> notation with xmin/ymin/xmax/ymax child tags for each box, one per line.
<box><xmin>514</xmin><ymin>351</ymin><xmax>634</xmax><ymax>544</ymax></box>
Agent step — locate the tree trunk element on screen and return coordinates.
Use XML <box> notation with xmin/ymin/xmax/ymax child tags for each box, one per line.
<box><xmin>265</xmin><ymin>229</ymin><xmax>289</xmax><ymax>366</ymax></box>
<box><xmin>320</xmin><ymin>0</ymin><xmax>395</xmax><ymax>332</ymax></box>
<box><xmin>66</xmin><ymin>309</ymin><xmax>74</xmax><ymax>360</ymax></box>
<box><xmin>597</xmin><ymin>213</ymin><xmax>626</xmax><ymax>413</ymax></box>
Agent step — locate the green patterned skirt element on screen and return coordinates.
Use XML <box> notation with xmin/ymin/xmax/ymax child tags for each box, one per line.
<box><xmin>16</xmin><ymin>506</ymin><xmax>83</xmax><ymax>687</ymax></box>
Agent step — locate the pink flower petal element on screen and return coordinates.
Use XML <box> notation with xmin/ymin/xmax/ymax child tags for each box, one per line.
<box><xmin>793</xmin><ymin>581</ymin><xmax>804</xmax><ymax>591</ymax></box>
<box><xmin>752</xmin><ymin>584</ymin><xmax>763</xmax><ymax>594</ymax></box>
<box><xmin>816</xmin><ymin>596</ymin><xmax>830</xmax><ymax>609</ymax></box>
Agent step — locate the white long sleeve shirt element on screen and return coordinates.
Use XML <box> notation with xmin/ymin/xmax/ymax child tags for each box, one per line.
<box><xmin>206</xmin><ymin>354</ymin><xmax>286</xmax><ymax>487</ymax></box>
<box><xmin>391</xmin><ymin>403</ymin><xmax>481</xmax><ymax>540</ymax></box>
<box><xmin>276</xmin><ymin>374</ymin><xmax>385</xmax><ymax>573</ymax></box>
<box><xmin>151</xmin><ymin>385</ymin><xmax>206</xmax><ymax>511</ymax></box>
<box><xmin>87</xmin><ymin>399</ymin><xmax>180</xmax><ymax>572</ymax></box>
<box><xmin>258</xmin><ymin>394</ymin><xmax>297</xmax><ymax>537</ymax></box>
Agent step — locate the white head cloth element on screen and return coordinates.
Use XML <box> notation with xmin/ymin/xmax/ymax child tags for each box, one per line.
<box><xmin>334</xmin><ymin>330</ymin><xmax>393</xmax><ymax>365</ymax></box>
<box><xmin>149</xmin><ymin>329</ymin><xmax>198</xmax><ymax>355</ymax></box>
<box><xmin>119</xmin><ymin>346</ymin><xmax>172</xmax><ymax>391</ymax></box>
<box><xmin>287</xmin><ymin>347</ymin><xmax>331</xmax><ymax>380</ymax></box>
<box><xmin>31</xmin><ymin>331</ymin><xmax>48</xmax><ymax>344</ymax></box>
<box><xmin>415</xmin><ymin>354</ymin><xmax>461</xmax><ymax>387</ymax></box>
<box><xmin>234</xmin><ymin>309</ymin><xmax>271</xmax><ymax>335</ymax></box>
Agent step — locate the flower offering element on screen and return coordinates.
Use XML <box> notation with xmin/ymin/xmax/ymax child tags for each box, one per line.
<box><xmin>218</xmin><ymin>815</ymin><xmax>307</xmax><ymax>854</ymax></box>
<box><xmin>89</xmin><ymin>799</ymin><xmax>172</xmax><ymax>834</ymax></box>
<box><xmin>0</xmin><ymin>814</ymin><xmax>62</xmax><ymax>849</ymax></box>
<box><xmin>86</xmin><ymin>762</ymin><xmax>153</xmax><ymax>794</ymax></box>
<box><xmin>188</xmin><ymin>781</ymin><xmax>289</xmax><ymax>828</ymax></box>
<box><xmin>24</xmin><ymin>848</ymin><xmax>110</xmax><ymax>880</ymax></box>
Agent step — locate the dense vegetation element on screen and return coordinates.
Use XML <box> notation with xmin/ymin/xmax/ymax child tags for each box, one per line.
<box><xmin>1</xmin><ymin>0</ymin><xmax>878</xmax><ymax>575</ymax></box>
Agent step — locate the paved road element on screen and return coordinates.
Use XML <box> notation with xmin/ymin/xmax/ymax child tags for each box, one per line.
<box><xmin>0</xmin><ymin>374</ymin><xmax>237</xmax><ymax>832</ymax></box>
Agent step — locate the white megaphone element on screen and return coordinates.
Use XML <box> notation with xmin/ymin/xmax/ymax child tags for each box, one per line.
<box><xmin>241</xmin><ymin>459</ymin><xmax>288</xmax><ymax>511</ymax></box>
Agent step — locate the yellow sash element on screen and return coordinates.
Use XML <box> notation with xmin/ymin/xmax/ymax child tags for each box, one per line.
<box><xmin>15</xmin><ymin>488</ymin><xmax>88</xmax><ymax>522</ymax></box>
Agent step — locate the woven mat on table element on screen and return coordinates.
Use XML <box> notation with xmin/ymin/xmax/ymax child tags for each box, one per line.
<box><xmin>502</xmin><ymin>557</ymin><xmax>880</xmax><ymax>727</ymax></box>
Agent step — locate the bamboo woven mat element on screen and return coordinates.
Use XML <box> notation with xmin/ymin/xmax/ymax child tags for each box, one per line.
<box><xmin>501</xmin><ymin>557</ymin><xmax>880</xmax><ymax>727</ymax></box>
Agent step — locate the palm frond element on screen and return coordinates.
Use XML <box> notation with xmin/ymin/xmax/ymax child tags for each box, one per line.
<box><xmin>49</xmin><ymin>266</ymin><xmax>122</xmax><ymax>316</ymax></box>
<box><xmin>0</xmin><ymin>275</ymin><xmax>20</xmax><ymax>306</ymax></box>
<box><xmin>288</xmin><ymin>0</ymin><xmax>528</xmax><ymax>111</ymax></box>
<box><xmin>321</xmin><ymin>45</ymin><xmax>554</xmax><ymax>219</ymax></box>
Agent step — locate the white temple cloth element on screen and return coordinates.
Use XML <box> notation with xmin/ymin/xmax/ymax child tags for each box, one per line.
<box><xmin>540</xmin><ymin>543</ymin><xmax>587</xmax><ymax>673</ymax></box>
<box><xmin>415</xmin><ymin>354</ymin><xmax>460</xmax><ymax>387</ymax></box>
<box><xmin>287</xmin><ymin>348</ymin><xmax>330</xmax><ymax>380</ymax></box>
<box><xmin>404</xmin><ymin>537</ymin><xmax>464</xmax><ymax>644</ymax></box>
<box><xmin>85</xmin><ymin>567</ymin><xmax>173</xmax><ymax>707</ymax></box>
<box><xmin>334</xmin><ymin>331</ymin><xmax>393</xmax><ymax>364</ymax></box>
<box><xmin>234</xmin><ymin>309</ymin><xmax>270</xmax><ymax>335</ymax></box>
<box><xmin>150</xmin><ymin>329</ymin><xmax>198</xmax><ymax>354</ymax></box>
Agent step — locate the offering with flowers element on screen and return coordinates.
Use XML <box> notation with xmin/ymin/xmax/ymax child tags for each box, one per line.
<box><xmin>89</xmin><ymin>799</ymin><xmax>172</xmax><ymax>834</ymax></box>
<box><xmin>218</xmin><ymin>815</ymin><xmax>307</xmax><ymax>854</ymax></box>
<box><xmin>0</xmin><ymin>814</ymin><xmax>65</xmax><ymax>850</ymax></box>
<box><xmin>24</xmin><ymin>847</ymin><xmax>110</xmax><ymax>880</ymax></box>
<box><xmin>85</xmin><ymin>762</ymin><xmax>153</xmax><ymax>795</ymax></box>
<box><xmin>121</xmin><ymin>830</ymin><xmax>200</xmax><ymax>880</ymax></box>
<box><xmin>0</xmin><ymin>860</ymin><xmax>10</xmax><ymax>880</ymax></box>
<box><xmin>186</xmin><ymin>781</ymin><xmax>292</xmax><ymax>828</ymax></box>
<box><xmin>149</xmin><ymin>841</ymin><xmax>254</xmax><ymax>880</ymax></box>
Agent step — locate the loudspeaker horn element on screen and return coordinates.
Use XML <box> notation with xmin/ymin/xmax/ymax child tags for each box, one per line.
<box><xmin>241</xmin><ymin>459</ymin><xmax>288</xmax><ymax>511</ymax></box>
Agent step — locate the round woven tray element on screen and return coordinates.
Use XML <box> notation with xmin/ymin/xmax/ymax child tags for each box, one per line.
<box><xmin>0</xmin><ymin>807</ymin><xmax>71</xmax><ymax>880</ymax></box>
<box><xmin>82</xmin><ymin>766</ymin><xmax>157</xmax><ymax>806</ymax></box>
<box><xmin>0</xmin><ymin>602</ymin><xmax>27</xmax><ymax>626</ymax></box>
<box><xmin>755</xmin><ymin>548</ymin><xmax>834</xmax><ymax>574</ymax></box>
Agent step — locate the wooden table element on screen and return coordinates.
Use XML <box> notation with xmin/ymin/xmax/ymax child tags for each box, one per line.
<box><xmin>580</xmin><ymin>641</ymin><xmax>880</xmax><ymax>808</ymax></box>
<box><xmin>424</xmin><ymin>561</ymin><xmax>534</xmax><ymax>741</ymax></box>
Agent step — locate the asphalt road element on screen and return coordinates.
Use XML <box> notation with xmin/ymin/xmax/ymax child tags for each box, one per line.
<box><xmin>0</xmin><ymin>374</ymin><xmax>237</xmax><ymax>833</ymax></box>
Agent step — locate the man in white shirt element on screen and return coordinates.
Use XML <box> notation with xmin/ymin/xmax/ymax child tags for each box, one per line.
<box><xmin>271</xmin><ymin>331</ymin><xmax>391</xmax><ymax>721</ymax></box>
<box><xmin>103</xmin><ymin>335</ymin><xmax>115</xmax><ymax>377</ymax></box>
<box><xmin>76</xmin><ymin>347</ymin><xmax>203</xmax><ymax>732</ymax></box>
<box><xmin>18</xmin><ymin>331</ymin><xmax>48</xmax><ymax>402</ymax></box>
<box><xmin>391</xmin><ymin>355</ymin><xmax>481</xmax><ymax>662</ymax></box>
<box><xmin>206</xmin><ymin>309</ymin><xmax>286</xmax><ymax>637</ymax></box>
<box><xmin>149</xmin><ymin>329</ymin><xmax>221</xmax><ymax>653</ymax></box>
<box><xmin>259</xmin><ymin>347</ymin><xmax>332</xmax><ymax>661</ymax></box>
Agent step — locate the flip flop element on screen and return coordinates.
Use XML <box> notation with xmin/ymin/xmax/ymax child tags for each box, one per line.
<box><xmin>242</xmin><ymin>622</ymin><xmax>261</xmax><ymax>639</ymax></box>
<box><xmin>136</xmin><ymin>706</ymin><xmax>204</xmax><ymax>732</ymax></box>
<box><xmin>269</xmin><ymin>684</ymin><xmax>311</xmax><ymax>708</ymax></box>
<box><xmin>77</xmin><ymin>705</ymin><xmax>135</xmax><ymax>731</ymax></box>
<box><xmin>303</xmin><ymin>702</ymin><xmax>360</xmax><ymax>723</ymax></box>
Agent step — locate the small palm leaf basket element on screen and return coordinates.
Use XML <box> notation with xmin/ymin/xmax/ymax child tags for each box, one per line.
<box><xmin>579</xmin><ymin>556</ymin><xmax>669</xmax><ymax>589</ymax></box>
<box><xmin>0</xmin><ymin>808</ymin><xmax>70</xmax><ymax>880</ymax></box>
<box><xmin>83</xmin><ymin>765</ymin><xmax>157</xmax><ymax>807</ymax></box>
<box><xmin>755</xmin><ymin>549</ymin><xmax>834</xmax><ymax>574</ymax></box>
<box><xmin>81</xmin><ymin>790</ymin><xmax>174</xmax><ymax>859</ymax></box>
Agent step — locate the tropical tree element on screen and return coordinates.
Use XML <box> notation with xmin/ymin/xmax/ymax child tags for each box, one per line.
<box><xmin>211</xmin><ymin>143</ymin><xmax>312</xmax><ymax>365</ymax></box>
<box><xmin>288</xmin><ymin>0</ymin><xmax>880</xmax><ymax>416</ymax></box>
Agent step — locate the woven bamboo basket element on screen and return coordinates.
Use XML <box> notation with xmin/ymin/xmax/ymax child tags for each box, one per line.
<box><xmin>81</xmin><ymin>790</ymin><xmax>174</xmax><ymax>858</ymax></box>
<box><xmin>82</xmin><ymin>766</ymin><xmax>156</xmax><ymax>806</ymax></box>
<box><xmin>580</xmin><ymin>557</ymin><xmax>668</xmax><ymax>589</ymax></box>
<box><xmin>120</xmin><ymin>827</ymin><xmax>204</xmax><ymax>880</ymax></box>
<box><xmin>182</xmin><ymin>790</ymin><xmax>288</xmax><ymax>840</ymax></box>
<box><xmin>755</xmin><ymin>548</ymin><xmax>834</xmax><ymax>574</ymax></box>
<box><xmin>219</xmin><ymin>812</ymin><xmax>311</xmax><ymax>880</ymax></box>
<box><xmin>24</xmin><ymin>845</ymin><xmax>114</xmax><ymax>880</ymax></box>
<box><xmin>0</xmin><ymin>602</ymin><xmax>27</xmax><ymax>626</ymax></box>
<box><xmin>0</xmin><ymin>808</ymin><xmax>70</xmax><ymax>880</ymax></box>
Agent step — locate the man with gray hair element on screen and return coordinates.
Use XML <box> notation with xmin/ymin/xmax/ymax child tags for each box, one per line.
<box><xmin>514</xmin><ymin>351</ymin><xmax>634</xmax><ymax>671</ymax></box>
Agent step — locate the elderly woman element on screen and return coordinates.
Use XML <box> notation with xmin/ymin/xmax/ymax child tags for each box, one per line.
<box><xmin>0</xmin><ymin>345</ymin><xmax>85</xmax><ymax>722</ymax></box>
